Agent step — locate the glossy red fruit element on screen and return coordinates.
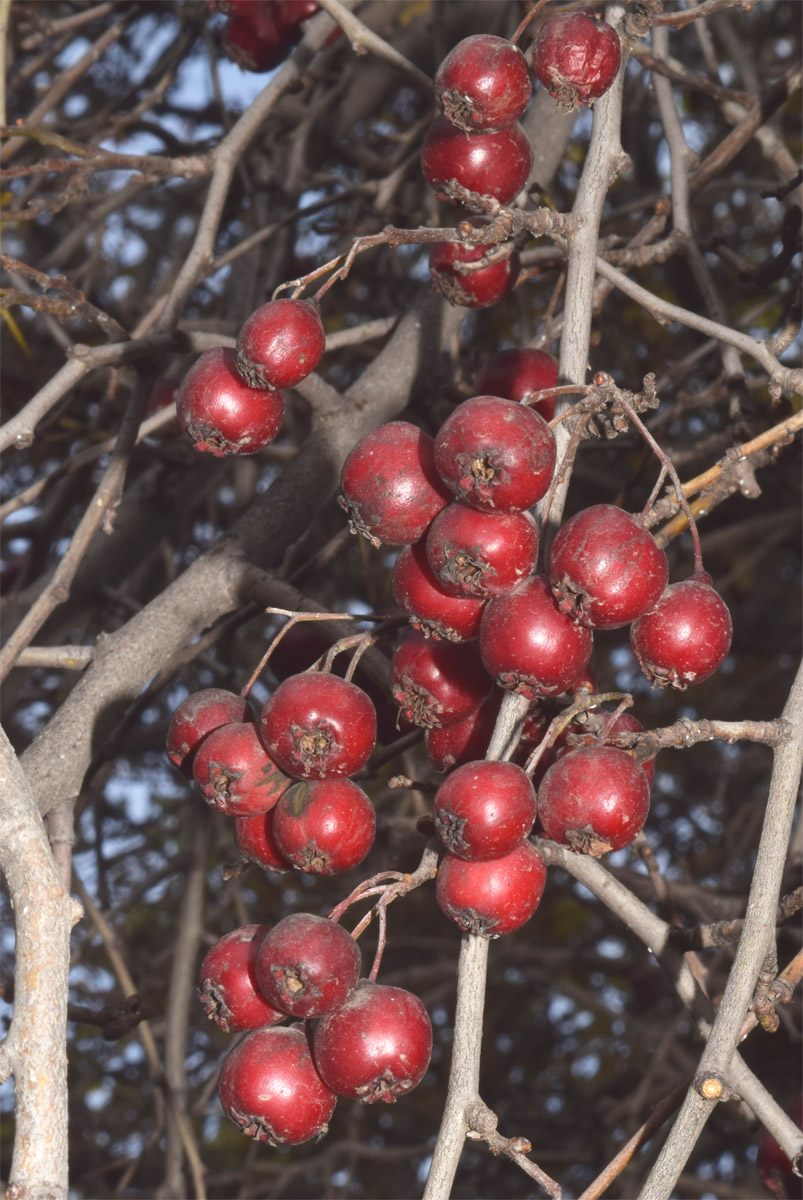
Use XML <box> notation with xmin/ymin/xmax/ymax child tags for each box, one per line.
<box><xmin>480</xmin><ymin>575</ymin><xmax>593</xmax><ymax>699</ymax></box>
<box><xmin>559</xmin><ymin>711</ymin><xmax>655</xmax><ymax>787</ymax></box>
<box><xmin>392</xmin><ymin>541</ymin><xmax>486</xmax><ymax>643</ymax></box>
<box><xmin>260</xmin><ymin>672</ymin><xmax>377</xmax><ymax>779</ymax></box>
<box><xmin>338</xmin><ymin>422</ymin><xmax>451</xmax><ymax>548</ymax></box>
<box><xmin>236</xmin><ymin>298</ymin><xmax>325</xmax><ymax>390</ymax></box>
<box><xmin>435</xmin><ymin>34</ymin><xmax>532</xmax><ymax>133</ymax></box>
<box><xmin>433</xmin><ymin>760</ymin><xmax>536</xmax><ymax>861</ymax></box>
<box><xmin>549</xmin><ymin>504</ymin><xmax>669</xmax><ymax>630</ymax></box>
<box><xmin>426</xmin><ymin>503</ymin><xmax>538</xmax><ymax>599</ymax></box>
<box><xmin>421</xmin><ymin>116</ymin><xmax>532</xmax><ymax>204</ymax></box>
<box><xmin>425</xmin><ymin>689</ymin><xmax>503</xmax><ymax>772</ymax></box>
<box><xmin>222</xmin><ymin>8</ymin><xmax>292</xmax><ymax>72</ymax></box>
<box><xmin>538</xmin><ymin>745</ymin><xmax>650</xmax><ymax>856</ymax></box>
<box><xmin>234</xmin><ymin>809</ymin><xmax>292</xmax><ymax>872</ymax></box>
<box><xmin>430</xmin><ymin>225</ymin><xmax>520</xmax><ymax>309</ymax></box>
<box><xmin>312</xmin><ymin>981</ymin><xmax>432</xmax><ymax>1103</ymax></box>
<box><xmin>272</xmin><ymin>778</ymin><xmax>376</xmax><ymax>874</ymax></box>
<box><xmin>436</xmin><ymin>840</ymin><xmax>546</xmax><ymax>937</ymax></box>
<box><xmin>391</xmin><ymin>632</ymin><xmax>491</xmax><ymax>729</ymax></box>
<box><xmin>532</xmin><ymin>6</ymin><xmax>621</xmax><ymax>111</ymax></box>
<box><xmin>176</xmin><ymin>347</ymin><xmax>285</xmax><ymax>456</ymax></box>
<box><xmin>166</xmin><ymin>688</ymin><xmax>251</xmax><ymax>777</ymax></box>
<box><xmin>198</xmin><ymin>925</ymin><xmax>285</xmax><ymax>1033</ymax></box>
<box><xmin>254</xmin><ymin>913</ymin><xmax>361</xmax><ymax>1019</ymax></box>
<box><xmin>434</xmin><ymin>396</ymin><xmax>556</xmax><ymax>513</ymax></box>
<box><xmin>630</xmin><ymin>575</ymin><xmax>733</xmax><ymax>689</ymax></box>
<box><xmin>475</xmin><ymin>348</ymin><xmax>559</xmax><ymax>422</ymax></box>
<box><xmin>192</xmin><ymin>721</ymin><xmax>291</xmax><ymax>816</ymax></box>
<box><xmin>219</xmin><ymin>1025</ymin><xmax>336</xmax><ymax>1145</ymax></box>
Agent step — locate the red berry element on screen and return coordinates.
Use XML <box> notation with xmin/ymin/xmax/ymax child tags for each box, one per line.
<box><xmin>176</xmin><ymin>347</ymin><xmax>285</xmax><ymax>457</ymax></box>
<box><xmin>166</xmin><ymin>687</ymin><xmax>250</xmax><ymax>777</ymax></box>
<box><xmin>191</xmin><ymin>721</ymin><xmax>291</xmax><ymax>816</ymax></box>
<box><xmin>234</xmin><ymin>809</ymin><xmax>292</xmax><ymax>872</ymax></box>
<box><xmin>435</xmin><ymin>35</ymin><xmax>532</xmax><ymax>133</ymax></box>
<box><xmin>274</xmin><ymin>0</ymin><xmax>319</xmax><ymax>30</ymax></box>
<box><xmin>260</xmin><ymin>672</ymin><xmax>377</xmax><ymax>779</ymax></box>
<box><xmin>559</xmin><ymin>711</ymin><xmax>655</xmax><ymax>787</ymax></box>
<box><xmin>433</xmin><ymin>760</ymin><xmax>536</xmax><ymax>861</ymax></box>
<box><xmin>392</xmin><ymin>541</ymin><xmax>486</xmax><ymax>643</ymax></box>
<box><xmin>532</xmin><ymin>6</ymin><xmax>621</xmax><ymax>111</ymax></box>
<box><xmin>236</xmin><ymin>298</ymin><xmax>325</xmax><ymax>390</ymax></box>
<box><xmin>434</xmin><ymin>396</ymin><xmax>556</xmax><ymax>513</ymax></box>
<box><xmin>338</xmin><ymin>422</ymin><xmax>451</xmax><ymax>548</ymax></box>
<box><xmin>312</xmin><ymin>981</ymin><xmax>432</xmax><ymax>1103</ymax></box>
<box><xmin>475</xmin><ymin>348</ymin><xmax>559</xmax><ymax>422</ymax></box>
<box><xmin>219</xmin><ymin>1025</ymin><xmax>336</xmax><ymax>1145</ymax></box>
<box><xmin>254</xmin><ymin>913</ymin><xmax>361</xmax><ymax>1019</ymax></box>
<box><xmin>222</xmin><ymin>7</ymin><xmax>292</xmax><ymax>72</ymax></box>
<box><xmin>630</xmin><ymin>575</ymin><xmax>733</xmax><ymax>689</ymax></box>
<box><xmin>425</xmin><ymin>503</ymin><xmax>538</xmax><ymax>598</ymax></box>
<box><xmin>425</xmin><ymin>689</ymin><xmax>503</xmax><ymax>772</ymax></box>
<box><xmin>436</xmin><ymin>840</ymin><xmax>546</xmax><ymax>937</ymax></box>
<box><xmin>480</xmin><ymin>575</ymin><xmax>593</xmax><ymax>699</ymax></box>
<box><xmin>538</xmin><ymin>745</ymin><xmax>650</xmax><ymax>856</ymax></box>
<box><xmin>391</xmin><ymin>632</ymin><xmax>491</xmax><ymax>729</ymax></box>
<box><xmin>198</xmin><ymin>925</ymin><xmax>285</xmax><ymax>1033</ymax></box>
<box><xmin>421</xmin><ymin>116</ymin><xmax>532</xmax><ymax>205</ymax></box>
<box><xmin>549</xmin><ymin>504</ymin><xmax>669</xmax><ymax>630</ymax></box>
<box><xmin>272</xmin><ymin>778</ymin><xmax>376</xmax><ymax>874</ymax></box>
<box><xmin>430</xmin><ymin>226</ymin><xmax>520</xmax><ymax>309</ymax></box>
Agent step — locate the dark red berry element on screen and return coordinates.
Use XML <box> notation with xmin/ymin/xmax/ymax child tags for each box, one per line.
<box><xmin>234</xmin><ymin>809</ymin><xmax>292</xmax><ymax>872</ymax></box>
<box><xmin>435</xmin><ymin>35</ymin><xmax>532</xmax><ymax>133</ymax></box>
<box><xmin>254</xmin><ymin>913</ymin><xmax>361</xmax><ymax>1019</ymax></box>
<box><xmin>219</xmin><ymin>1025</ymin><xmax>336</xmax><ymax>1145</ymax></box>
<box><xmin>392</xmin><ymin>541</ymin><xmax>486</xmax><ymax>643</ymax></box>
<box><xmin>176</xmin><ymin>347</ymin><xmax>285</xmax><ymax>457</ymax></box>
<box><xmin>274</xmin><ymin>0</ymin><xmax>319</xmax><ymax>30</ymax></box>
<box><xmin>272</xmin><ymin>778</ymin><xmax>376</xmax><ymax>874</ymax></box>
<box><xmin>430</xmin><ymin>224</ymin><xmax>520</xmax><ymax>309</ymax></box>
<box><xmin>558</xmin><ymin>710</ymin><xmax>655</xmax><ymax>787</ymax></box>
<box><xmin>480</xmin><ymin>575</ymin><xmax>593</xmax><ymax>699</ymax></box>
<box><xmin>532</xmin><ymin>6</ymin><xmax>621</xmax><ymax>111</ymax></box>
<box><xmin>538</xmin><ymin>745</ymin><xmax>650</xmax><ymax>856</ymax></box>
<box><xmin>475</xmin><ymin>348</ymin><xmax>559</xmax><ymax>422</ymax></box>
<box><xmin>260</xmin><ymin>672</ymin><xmax>377</xmax><ymax>779</ymax></box>
<box><xmin>425</xmin><ymin>689</ymin><xmax>503</xmax><ymax>772</ymax></box>
<box><xmin>425</xmin><ymin>503</ymin><xmax>538</xmax><ymax>599</ymax></box>
<box><xmin>166</xmin><ymin>688</ymin><xmax>250</xmax><ymax>777</ymax></box>
<box><xmin>338</xmin><ymin>422</ymin><xmax>451</xmax><ymax>548</ymax></box>
<box><xmin>433</xmin><ymin>760</ymin><xmax>536</xmax><ymax>861</ymax></box>
<box><xmin>198</xmin><ymin>925</ymin><xmax>285</xmax><ymax>1033</ymax></box>
<box><xmin>312</xmin><ymin>981</ymin><xmax>432</xmax><ymax>1103</ymax></box>
<box><xmin>236</xmin><ymin>298</ymin><xmax>325</xmax><ymax>390</ymax></box>
<box><xmin>391</xmin><ymin>632</ymin><xmax>491</xmax><ymax>729</ymax></box>
<box><xmin>192</xmin><ymin>721</ymin><xmax>291</xmax><ymax>816</ymax></box>
<box><xmin>421</xmin><ymin>116</ymin><xmax>532</xmax><ymax>204</ymax></box>
<box><xmin>436</xmin><ymin>840</ymin><xmax>546</xmax><ymax>937</ymax></box>
<box><xmin>630</xmin><ymin>575</ymin><xmax>733</xmax><ymax>689</ymax></box>
<box><xmin>222</xmin><ymin>7</ymin><xmax>292</xmax><ymax>73</ymax></box>
<box><xmin>549</xmin><ymin>504</ymin><xmax>669</xmax><ymax>630</ymax></box>
<box><xmin>434</xmin><ymin>396</ymin><xmax>556</xmax><ymax>513</ymax></box>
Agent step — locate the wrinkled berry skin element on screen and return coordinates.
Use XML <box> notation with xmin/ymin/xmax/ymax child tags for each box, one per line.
<box><xmin>393</xmin><ymin>540</ymin><xmax>487</xmax><ymax>643</ymax></box>
<box><xmin>391</xmin><ymin>632</ymin><xmax>491</xmax><ymax>730</ymax></box>
<box><xmin>426</xmin><ymin>503</ymin><xmax>538</xmax><ymax>599</ymax></box>
<box><xmin>422</xmin><ymin>116</ymin><xmax>532</xmax><ymax>204</ymax></box>
<box><xmin>198</xmin><ymin>925</ymin><xmax>285</xmax><ymax>1033</ymax></box>
<box><xmin>166</xmin><ymin>687</ymin><xmax>251</xmax><ymax>778</ymax></box>
<box><xmin>192</xmin><ymin>722</ymin><xmax>291</xmax><ymax>816</ymax></box>
<box><xmin>272</xmin><ymin>778</ymin><xmax>376</xmax><ymax>874</ymax></box>
<box><xmin>234</xmin><ymin>810</ymin><xmax>292</xmax><ymax>872</ymax></box>
<box><xmin>254</xmin><ymin>913</ymin><xmax>361</xmax><ymax>1019</ymax></box>
<box><xmin>480</xmin><ymin>576</ymin><xmax>593</xmax><ymax>699</ymax></box>
<box><xmin>630</xmin><ymin>575</ymin><xmax>733</xmax><ymax>689</ymax></box>
<box><xmin>475</xmin><ymin>348</ymin><xmax>559</xmax><ymax>422</ymax></box>
<box><xmin>260</xmin><ymin>672</ymin><xmax>377</xmax><ymax>779</ymax></box>
<box><xmin>426</xmin><ymin>689</ymin><xmax>502</xmax><ymax>773</ymax></box>
<box><xmin>549</xmin><ymin>504</ymin><xmax>669</xmax><ymax>630</ymax></box>
<box><xmin>435</xmin><ymin>35</ymin><xmax>532</xmax><ymax>133</ymax></box>
<box><xmin>436</xmin><ymin>840</ymin><xmax>546</xmax><ymax>937</ymax></box>
<box><xmin>537</xmin><ymin>745</ymin><xmax>650</xmax><ymax>856</ymax></box>
<box><xmin>430</xmin><ymin>238</ymin><xmax>520</xmax><ymax>309</ymax></box>
<box><xmin>532</xmin><ymin>6</ymin><xmax>621</xmax><ymax>111</ymax></box>
<box><xmin>219</xmin><ymin>1026</ymin><xmax>336</xmax><ymax>1145</ymax></box>
<box><xmin>433</xmin><ymin>760</ymin><xmax>536</xmax><ymax>861</ymax></box>
<box><xmin>176</xmin><ymin>347</ymin><xmax>285</xmax><ymax>456</ymax></box>
<box><xmin>434</xmin><ymin>396</ymin><xmax>556</xmax><ymax>513</ymax></box>
<box><xmin>236</xmin><ymin>298</ymin><xmax>325</xmax><ymax>390</ymax></box>
<box><xmin>338</xmin><ymin>422</ymin><xmax>450</xmax><ymax>548</ymax></box>
<box><xmin>312</xmin><ymin>981</ymin><xmax>432</xmax><ymax>1103</ymax></box>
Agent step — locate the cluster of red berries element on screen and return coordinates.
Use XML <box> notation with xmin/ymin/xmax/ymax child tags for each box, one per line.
<box><xmin>215</xmin><ymin>0</ymin><xmax>319</xmax><ymax>74</ymax></box>
<box><xmin>165</xmin><ymin>669</ymin><xmax>378</xmax><ymax>875</ymax></box>
<box><xmin>175</xmin><ymin>297</ymin><xmax>324</xmax><ymax>457</ymax></box>
<box><xmin>199</xmin><ymin>913</ymin><xmax>432</xmax><ymax>1145</ymax></box>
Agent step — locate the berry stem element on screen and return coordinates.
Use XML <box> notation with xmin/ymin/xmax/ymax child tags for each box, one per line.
<box><xmin>509</xmin><ymin>0</ymin><xmax>551</xmax><ymax>46</ymax></box>
<box><xmin>523</xmin><ymin>691</ymin><xmax>627</xmax><ymax>778</ymax></box>
<box><xmin>239</xmin><ymin>609</ymin><xmax>362</xmax><ymax>698</ymax></box>
<box><xmin>368</xmin><ymin>904</ymin><xmax>388</xmax><ymax>982</ymax></box>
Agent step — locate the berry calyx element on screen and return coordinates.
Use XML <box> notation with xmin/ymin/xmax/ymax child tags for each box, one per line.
<box><xmin>260</xmin><ymin>672</ymin><xmax>377</xmax><ymax>779</ymax></box>
<box><xmin>312</xmin><ymin>981</ymin><xmax>432</xmax><ymax>1103</ymax></box>
<box><xmin>433</xmin><ymin>760</ymin><xmax>536</xmax><ymax>860</ymax></box>
<box><xmin>532</xmin><ymin>6</ymin><xmax>621</xmax><ymax>112</ymax></box>
<box><xmin>475</xmin><ymin>348</ymin><xmax>559</xmax><ymax>422</ymax></box>
<box><xmin>537</xmin><ymin>745</ymin><xmax>650</xmax><ymax>856</ymax></box>
<box><xmin>198</xmin><ymin>925</ymin><xmax>285</xmax><ymax>1033</ymax></box>
<box><xmin>392</xmin><ymin>541</ymin><xmax>487</xmax><ymax>643</ymax></box>
<box><xmin>236</xmin><ymin>298</ymin><xmax>325</xmax><ymax>390</ymax></box>
<box><xmin>391</xmin><ymin>632</ymin><xmax>491</xmax><ymax>729</ymax></box>
<box><xmin>272</xmin><ymin>777</ymin><xmax>376</xmax><ymax>874</ymax></box>
<box><xmin>436</xmin><ymin>840</ymin><xmax>547</xmax><ymax>937</ymax></box>
<box><xmin>166</xmin><ymin>688</ymin><xmax>251</xmax><ymax>778</ymax></box>
<box><xmin>192</xmin><ymin>721</ymin><xmax>291</xmax><ymax>816</ymax></box>
<box><xmin>254</xmin><ymin>913</ymin><xmax>361</xmax><ymax>1019</ymax></box>
<box><xmin>421</xmin><ymin>116</ymin><xmax>532</xmax><ymax>205</ymax></box>
<box><xmin>425</xmin><ymin>503</ymin><xmax>538</xmax><ymax>598</ymax></box>
<box><xmin>435</xmin><ymin>35</ymin><xmax>532</xmax><ymax>133</ymax></box>
<box><xmin>630</xmin><ymin>576</ymin><xmax>733</xmax><ymax>689</ymax></box>
<box><xmin>176</xmin><ymin>347</ymin><xmax>285</xmax><ymax>457</ymax></box>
